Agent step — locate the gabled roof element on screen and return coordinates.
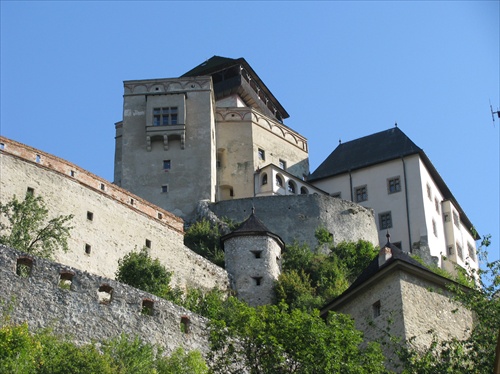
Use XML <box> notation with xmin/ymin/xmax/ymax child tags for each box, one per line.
<box><xmin>220</xmin><ymin>209</ymin><xmax>285</xmax><ymax>251</ymax></box>
<box><xmin>309</xmin><ymin>127</ymin><xmax>478</xmax><ymax>239</ymax></box>
<box><xmin>309</xmin><ymin>127</ymin><xmax>421</xmax><ymax>181</ymax></box>
<box><xmin>182</xmin><ymin>56</ymin><xmax>289</xmax><ymax>121</ymax></box>
<box><xmin>320</xmin><ymin>235</ymin><xmax>464</xmax><ymax>318</ymax></box>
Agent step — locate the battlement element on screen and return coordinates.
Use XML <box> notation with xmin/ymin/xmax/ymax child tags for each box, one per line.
<box><xmin>0</xmin><ymin>136</ymin><xmax>183</xmax><ymax>233</ymax></box>
<box><xmin>0</xmin><ymin>245</ymin><xmax>210</xmax><ymax>354</ymax></box>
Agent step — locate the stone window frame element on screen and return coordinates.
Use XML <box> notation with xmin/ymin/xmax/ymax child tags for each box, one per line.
<box><xmin>378</xmin><ymin>211</ymin><xmax>392</xmax><ymax>230</ymax></box>
<box><xmin>258</xmin><ymin>148</ymin><xmax>265</xmax><ymax>161</ymax></box>
<box><xmin>387</xmin><ymin>176</ymin><xmax>401</xmax><ymax>194</ymax></box>
<box><xmin>354</xmin><ymin>185</ymin><xmax>368</xmax><ymax>202</ymax></box>
<box><xmin>153</xmin><ymin>107</ymin><xmax>178</xmax><ymax>126</ymax></box>
<box><xmin>59</xmin><ymin>270</ymin><xmax>75</xmax><ymax>290</ymax></box>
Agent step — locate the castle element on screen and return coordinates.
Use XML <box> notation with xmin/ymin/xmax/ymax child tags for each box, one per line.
<box><xmin>0</xmin><ymin>56</ymin><xmax>478</xmax><ymax>366</ymax></box>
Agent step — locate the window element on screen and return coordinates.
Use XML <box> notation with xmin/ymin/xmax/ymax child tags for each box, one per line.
<box><xmin>70</xmin><ymin>170</ymin><xmax>75</xmax><ymax>177</ymax></box>
<box><xmin>279</xmin><ymin>159</ymin><xmax>286</xmax><ymax>170</ymax></box>
<box><xmin>453</xmin><ymin>211</ymin><xmax>460</xmax><ymax>228</ymax></box>
<box><xmin>157</xmin><ymin>212</ymin><xmax>163</xmax><ymax>219</ymax></box>
<box><xmin>163</xmin><ymin>160</ymin><xmax>171</xmax><ymax>171</ymax></box>
<box><xmin>98</xmin><ymin>284</ymin><xmax>113</xmax><ymax>304</ymax></box>
<box><xmin>252</xmin><ymin>277</ymin><xmax>263</xmax><ymax>286</ymax></box>
<box><xmin>16</xmin><ymin>257</ymin><xmax>33</xmax><ymax>278</ymax></box>
<box><xmin>258</xmin><ymin>148</ymin><xmax>265</xmax><ymax>161</ymax></box>
<box><xmin>287</xmin><ymin>181</ymin><xmax>296</xmax><ymax>194</ymax></box>
<box><xmin>85</xmin><ymin>244</ymin><xmax>92</xmax><ymax>254</ymax></box>
<box><xmin>180</xmin><ymin>316</ymin><xmax>190</xmax><ymax>334</ymax></box>
<box><xmin>275</xmin><ymin>175</ymin><xmax>283</xmax><ymax>187</ymax></box>
<box><xmin>145</xmin><ymin>239</ymin><xmax>151</xmax><ymax>249</ymax></box>
<box><xmin>456</xmin><ymin>242</ymin><xmax>463</xmax><ymax>260</ymax></box>
<box><xmin>379</xmin><ymin>212</ymin><xmax>392</xmax><ymax>230</ymax></box>
<box><xmin>130</xmin><ymin>198</ymin><xmax>135</xmax><ymax>205</ymax></box>
<box><xmin>100</xmin><ymin>183</ymin><xmax>105</xmax><ymax>191</ymax></box>
<box><xmin>36</xmin><ymin>154</ymin><xmax>41</xmax><ymax>163</ymax></box>
<box><xmin>447</xmin><ymin>245</ymin><xmax>454</xmax><ymax>255</ymax></box>
<box><xmin>229</xmin><ymin>188</ymin><xmax>234</xmax><ymax>197</ymax></box>
<box><xmin>262</xmin><ymin>173</ymin><xmax>268</xmax><ymax>185</ymax></box>
<box><xmin>26</xmin><ymin>187</ymin><xmax>35</xmax><ymax>195</ymax></box>
<box><xmin>153</xmin><ymin>107</ymin><xmax>178</xmax><ymax>126</ymax></box>
<box><xmin>432</xmin><ymin>219</ymin><xmax>438</xmax><ymax>237</ymax></box>
<box><xmin>467</xmin><ymin>243</ymin><xmax>475</xmax><ymax>261</ymax></box>
<box><xmin>355</xmin><ymin>186</ymin><xmax>368</xmax><ymax>202</ymax></box>
<box><xmin>372</xmin><ymin>300</ymin><xmax>381</xmax><ymax>318</ymax></box>
<box><xmin>161</xmin><ymin>185</ymin><xmax>168</xmax><ymax>193</ymax></box>
<box><xmin>434</xmin><ymin>198</ymin><xmax>440</xmax><ymax>214</ymax></box>
<box><xmin>251</xmin><ymin>250</ymin><xmax>263</xmax><ymax>259</ymax></box>
<box><xmin>59</xmin><ymin>271</ymin><xmax>74</xmax><ymax>290</ymax></box>
<box><xmin>444</xmin><ymin>212</ymin><xmax>450</xmax><ymax>222</ymax></box>
<box><xmin>426</xmin><ymin>184</ymin><xmax>432</xmax><ymax>200</ymax></box>
<box><xmin>0</xmin><ymin>143</ymin><xmax>4</xmax><ymax>150</ymax></box>
<box><xmin>141</xmin><ymin>299</ymin><xmax>154</xmax><ymax>315</ymax></box>
<box><xmin>87</xmin><ymin>211</ymin><xmax>94</xmax><ymax>221</ymax></box>
<box><xmin>300</xmin><ymin>186</ymin><xmax>308</xmax><ymax>195</ymax></box>
<box><xmin>387</xmin><ymin>177</ymin><xmax>401</xmax><ymax>194</ymax></box>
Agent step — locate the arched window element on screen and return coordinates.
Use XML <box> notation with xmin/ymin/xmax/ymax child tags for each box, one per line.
<box><xmin>300</xmin><ymin>187</ymin><xmax>308</xmax><ymax>195</ymax></box>
<box><xmin>262</xmin><ymin>173</ymin><xmax>268</xmax><ymax>185</ymax></box>
<box><xmin>275</xmin><ymin>175</ymin><xmax>283</xmax><ymax>187</ymax></box>
<box><xmin>287</xmin><ymin>181</ymin><xmax>296</xmax><ymax>194</ymax></box>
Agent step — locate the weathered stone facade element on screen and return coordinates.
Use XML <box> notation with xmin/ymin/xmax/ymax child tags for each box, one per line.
<box><xmin>0</xmin><ymin>137</ymin><xmax>229</xmax><ymax>292</ymax></box>
<box><xmin>0</xmin><ymin>246</ymin><xmax>210</xmax><ymax>355</ymax></box>
<box><xmin>209</xmin><ymin>194</ymin><xmax>379</xmax><ymax>250</ymax></box>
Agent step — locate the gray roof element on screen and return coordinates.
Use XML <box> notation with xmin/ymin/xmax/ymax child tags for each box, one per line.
<box><xmin>309</xmin><ymin>127</ymin><xmax>478</xmax><ymax>239</ymax></box>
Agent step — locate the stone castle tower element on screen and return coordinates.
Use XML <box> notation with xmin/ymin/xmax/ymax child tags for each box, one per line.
<box><xmin>221</xmin><ymin>209</ymin><xmax>285</xmax><ymax>306</ymax></box>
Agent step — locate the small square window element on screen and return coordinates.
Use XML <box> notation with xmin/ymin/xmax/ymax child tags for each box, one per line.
<box><xmin>373</xmin><ymin>300</ymin><xmax>381</xmax><ymax>318</ymax></box>
<box><xmin>355</xmin><ymin>186</ymin><xmax>367</xmax><ymax>202</ymax></box>
<box><xmin>161</xmin><ymin>185</ymin><xmax>168</xmax><ymax>193</ymax></box>
<box><xmin>87</xmin><ymin>211</ymin><xmax>94</xmax><ymax>221</ymax></box>
<box><xmin>258</xmin><ymin>148</ymin><xmax>265</xmax><ymax>161</ymax></box>
<box><xmin>379</xmin><ymin>212</ymin><xmax>392</xmax><ymax>230</ymax></box>
<box><xmin>279</xmin><ymin>159</ymin><xmax>286</xmax><ymax>170</ymax></box>
<box><xmin>85</xmin><ymin>244</ymin><xmax>92</xmax><ymax>254</ymax></box>
<box><xmin>163</xmin><ymin>160</ymin><xmax>171</xmax><ymax>171</ymax></box>
<box><xmin>251</xmin><ymin>250</ymin><xmax>262</xmax><ymax>259</ymax></box>
<box><xmin>145</xmin><ymin>239</ymin><xmax>151</xmax><ymax>249</ymax></box>
<box><xmin>26</xmin><ymin>187</ymin><xmax>35</xmax><ymax>196</ymax></box>
<box><xmin>157</xmin><ymin>212</ymin><xmax>163</xmax><ymax>219</ymax></box>
<box><xmin>387</xmin><ymin>177</ymin><xmax>401</xmax><ymax>194</ymax></box>
<box><xmin>252</xmin><ymin>277</ymin><xmax>262</xmax><ymax>286</ymax></box>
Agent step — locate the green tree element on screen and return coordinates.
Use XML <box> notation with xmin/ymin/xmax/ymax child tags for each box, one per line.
<box><xmin>0</xmin><ymin>193</ymin><xmax>73</xmax><ymax>259</ymax></box>
<box><xmin>207</xmin><ymin>297</ymin><xmax>387</xmax><ymax>373</ymax></box>
<box><xmin>115</xmin><ymin>247</ymin><xmax>178</xmax><ymax>300</ymax></box>
<box><xmin>398</xmin><ymin>235</ymin><xmax>500</xmax><ymax>373</ymax></box>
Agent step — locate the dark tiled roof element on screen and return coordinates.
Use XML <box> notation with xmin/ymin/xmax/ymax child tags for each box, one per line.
<box><xmin>181</xmin><ymin>56</ymin><xmax>239</xmax><ymax>77</ymax></box>
<box><xmin>308</xmin><ymin>127</ymin><xmax>478</xmax><ymax>239</ymax></box>
<box><xmin>220</xmin><ymin>210</ymin><xmax>285</xmax><ymax>251</ymax></box>
<box><xmin>309</xmin><ymin>127</ymin><xmax>421</xmax><ymax>181</ymax></box>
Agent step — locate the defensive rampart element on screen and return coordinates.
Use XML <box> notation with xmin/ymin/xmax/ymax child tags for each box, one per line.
<box><xmin>208</xmin><ymin>194</ymin><xmax>379</xmax><ymax>250</ymax></box>
<box><xmin>0</xmin><ymin>246</ymin><xmax>211</xmax><ymax>355</ymax></box>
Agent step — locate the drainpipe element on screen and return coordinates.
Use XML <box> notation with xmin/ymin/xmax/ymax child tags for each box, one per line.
<box><xmin>402</xmin><ymin>156</ymin><xmax>412</xmax><ymax>253</ymax></box>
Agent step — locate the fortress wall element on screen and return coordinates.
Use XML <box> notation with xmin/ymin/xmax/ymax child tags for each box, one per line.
<box><xmin>0</xmin><ymin>137</ymin><xmax>229</xmax><ymax>291</ymax></box>
<box><xmin>209</xmin><ymin>194</ymin><xmax>379</xmax><ymax>250</ymax></box>
<box><xmin>0</xmin><ymin>246</ymin><xmax>210</xmax><ymax>355</ymax></box>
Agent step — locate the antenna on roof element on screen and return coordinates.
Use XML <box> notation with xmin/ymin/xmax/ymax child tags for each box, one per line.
<box><xmin>490</xmin><ymin>100</ymin><xmax>499</xmax><ymax>126</ymax></box>
<box><xmin>395</xmin><ymin>122</ymin><xmax>398</xmax><ymax>127</ymax></box>
<box><xmin>339</xmin><ymin>139</ymin><xmax>342</xmax><ymax>145</ymax></box>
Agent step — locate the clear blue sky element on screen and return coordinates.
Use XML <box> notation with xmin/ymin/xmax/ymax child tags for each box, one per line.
<box><xmin>1</xmin><ymin>1</ymin><xmax>499</xmax><ymax>264</ymax></box>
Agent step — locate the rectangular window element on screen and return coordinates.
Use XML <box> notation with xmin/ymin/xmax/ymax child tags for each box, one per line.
<box><xmin>467</xmin><ymin>243</ymin><xmax>475</xmax><ymax>261</ymax></box>
<box><xmin>87</xmin><ymin>211</ymin><xmax>94</xmax><ymax>221</ymax></box>
<box><xmin>36</xmin><ymin>154</ymin><xmax>41</xmax><ymax>163</ymax></box>
<box><xmin>258</xmin><ymin>148</ymin><xmax>265</xmax><ymax>161</ymax></box>
<box><xmin>379</xmin><ymin>212</ymin><xmax>392</xmax><ymax>230</ymax></box>
<box><xmin>145</xmin><ymin>239</ymin><xmax>151</xmax><ymax>249</ymax></box>
<box><xmin>447</xmin><ymin>245</ymin><xmax>454</xmax><ymax>256</ymax></box>
<box><xmin>426</xmin><ymin>184</ymin><xmax>432</xmax><ymax>201</ymax></box>
<box><xmin>157</xmin><ymin>212</ymin><xmax>163</xmax><ymax>219</ymax></box>
<box><xmin>279</xmin><ymin>159</ymin><xmax>286</xmax><ymax>170</ymax></box>
<box><xmin>70</xmin><ymin>170</ymin><xmax>75</xmax><ymax>177</ymax></box>
<box><xmin>130</xmin><ymin>198</ymin><xmax>135</xmax><ymax>205</ymax></box>
<box><xmin>456</xmin><ymin>242</ymin><xmax>463</xmax><ymax>260</ymax></box>
<box><xmin>100</xmin><ymin>183</ymin><xmax>105</xmax><ymax>191</ymax></box>
<box><xmin>85</xmin><ymin>244</ymin><xmax>91</xmax><ymax>255</ymax></box>
<box><xmin>434</xmin><ymin>198</ymin><xmax>440</xmax><ymax>214</ymax></box>
<box><xmin>355</xmin><ymin>186</ymin><xmax>368</xmax><ymax>202</ymax></box>
<box><xmin>161</xmin><ymin>185</ymin><xmax>168</xmax><ymax>193</ymax></box>
<box><xmin>432</xmin><ymin>219</ymin><xmax>438</xmax><ymax>237</ymax></box>
<box><xmin>444</xmin><ymin>212</ymin><xmax>450</xmax><ymax>222</ymax></box>
<box><xmin>26</xmin><ymin>187</ymin><xmax>35</xmax><ymax>195</ymax></box>
<box><xmin>387</xmin><ymin>177</ymin><xmax>401</xmax><ymax>194</ymax></box>
<box><xmin>163</xmin><ymin>160</ymin><xmax>171</xmax><ymax>171</ymax></box>
<box><xmin>153</xmin><ymin>107</ymin><xmax>178</xmax><ymax>126</ymax></box>
<box><xmin>453</xmin><ymin>211</ymin><xmax>460</xmax><ymax>228</ymax></box>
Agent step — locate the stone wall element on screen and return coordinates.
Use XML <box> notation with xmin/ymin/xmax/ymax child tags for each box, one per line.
<box><xmin>0</xmin><ymin>137</ymin><xmax>229</xmax><ymax>291</ymax></box>
<box><xmin>209</xmin><ymin>194</ymin><xmax>379</xmax><ymax>250</ymax></box>
<box><xmin>0</xmin><ymin>246</ymin><xmax>210</xmax><ymax>355</ymax></box>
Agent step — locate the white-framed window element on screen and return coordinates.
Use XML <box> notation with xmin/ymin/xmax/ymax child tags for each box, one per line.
<box><xmin>387</xmin><ymin>176</ymin><xmax>401</xmax><ymax>194</ymax></box>
<box><xmin>355</xmin><ymin>186</ymin><xmax>368</xmax><ymax>202</ymax></box>
<box><xmin>379</xmin><ymin>212</ymin><xmax>392</xmax><ymax>230</ymax></box>
<box><xmin>153</xmin><ymin>107</ymin><xmax>178</xmax><ymax>126</ymax></box>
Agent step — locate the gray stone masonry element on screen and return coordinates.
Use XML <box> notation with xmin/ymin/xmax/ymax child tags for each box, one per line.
<box><xmin>209</xmin><ymin>194</ymin><xmax>379</xmax><ymax>250</ymax></box>
<box><xmin>0</xmin><ymin>246</ymin><xmax>210</xmax><ymax>355</ymax></box>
